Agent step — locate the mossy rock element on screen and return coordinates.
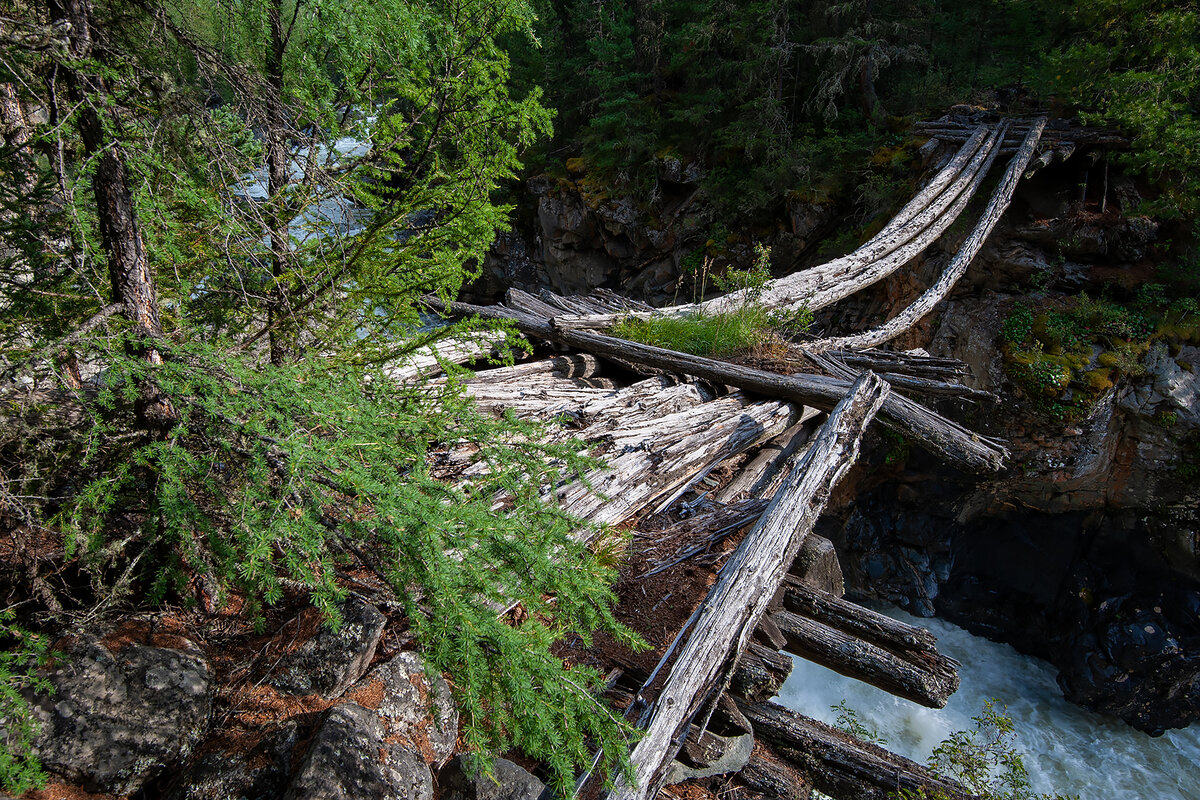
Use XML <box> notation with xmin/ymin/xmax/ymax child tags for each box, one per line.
<box><xmin>1082</xmin><ymin>368</ymin><xmax>1114</xmax><ymax>393</ymax></box>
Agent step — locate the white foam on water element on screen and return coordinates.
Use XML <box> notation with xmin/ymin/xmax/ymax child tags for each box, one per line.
<box><xmin>774</xmin><ymin>607</ymin><xmax>1200</xmax><ymax>799</ymax></box>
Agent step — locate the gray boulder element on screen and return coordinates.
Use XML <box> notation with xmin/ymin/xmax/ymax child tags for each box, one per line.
<box><xmin>165</xmin><ymin>721</ymin><xmax>298</xmax><ymax>800</ymax></box>
<box><xmin>351</xmin><ymin>652</ymin><xmax>458</xmax><ymax>766</ymax></box>
<box><xmin>283</xmin><ymin>703</ymin><xmax>432</xmax><ymax>800</ymax></box>
<box><xmin>268</xmin><ymin>594</ymin><xmax>386</xmax><ymax>699</ymax></box>
<box><xmin>439</xmin><ymin>755</ymin><xmax>546</xmax><ymax>800</ymax></box>
<box><xmin>22</xmin><ymin>635</ymin><xmax>212</xmax><ymax>796</ymax></box>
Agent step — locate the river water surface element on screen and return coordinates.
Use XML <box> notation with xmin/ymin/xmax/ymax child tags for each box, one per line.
<box><xmin>774</xmin><ymin>607</ymin><xmax>1200</xmax><ymax>799</ymax></box>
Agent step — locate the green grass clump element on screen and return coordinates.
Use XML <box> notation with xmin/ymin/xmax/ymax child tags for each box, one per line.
<box><xmin>610</xmin><ymin>309</ymin><xmax>772</xmax><ymax>358</ymax></box>
<box><xmin>612</xmin><ymin>243</ymin><xmax>812</xmax><ymax>358</ymax></box>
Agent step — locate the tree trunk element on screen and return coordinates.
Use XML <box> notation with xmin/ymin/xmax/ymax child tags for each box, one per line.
<box><xmin>49</xmin><ymin>0</ymin><xmax>172</xmax><ymax>425</ymax></box>
<box><xmin>265</xmin><ymin>0</ymin><xmax>295</xmax><ymax>365</ymax></box>
<box><xmin>812</xmin><ymin>119</ymin><xmax>1046</xmax><ymax>353</ymax></box>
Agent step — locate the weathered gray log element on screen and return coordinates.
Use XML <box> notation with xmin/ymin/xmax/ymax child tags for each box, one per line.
<box><xmin>383</xmin><ymin>333</ymin><xmax>509</xmax><ymax>383</ymax></box>
<box><xmin>813</xmin><ymin>119</ymin><xmax>1046</xmax><ymax>353</ymax></box>
<box><xmin>463</xmin><ymin>354</ymin><xmax>602</xmax><ymax>384</ymax></box>
<box><xmin>556</xmin><ymin>393</ymin><xmax>799</xmax><ymax>527</ymax></box>
<box><xmin>714</xmin><ymin>412</ymin><xmax>823</xmax><ymax>503</ymax></box>
<box><xmin>769</xmin><ymin>609</ymin><xmax>959</xmax><ymax>708</ymax></box>
<box><xmin>820</xmin><ymin>349</ymin><xmax>967</xmax><ymax>381</ymax></box>
<box><xmin>561</xmin><ymin>127</ymin><xmax>1003</xmax><ymax>326</ymax></box>
<box><xmin>915</xmin><ymin>120</ymin><xmax>1126</xmax><ymax>148</ymax></box>
<box><xmin>740</xmin><ymin>700</ymin><xmax>976</xmax><ymax>800</ymax></box>
<box><xmin>602</xmin><ymin>372</ymin><xmax>890</xmax><ymax>800</ymax></box>
<box><xmin>802</xmin><ymin>350</ymin><xmax>994</xmax><ymax>401</ymax></box>
<box><xmin>426</xmin><ymin>295</ymin><xmax>1007</xmax><ymax>472</ymax></box>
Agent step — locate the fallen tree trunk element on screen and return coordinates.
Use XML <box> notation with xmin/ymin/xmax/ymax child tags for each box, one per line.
<box><xmin>739</xmin><ymin>700</ymin><xmax>976</xmax><ymax>800</ymax></box>
<box><xmin>812</xmin><ymin>119</ymin><xmax>1046</xmax><ymax>353</ymax></box>
<box><xmin>601</xmin><ymin>372</ymin><xmax>889</xmax><ymax>800</ymax></box>
<box><xmin>769</xmin><ymin>609</ymin><xmax>959</xmax><ymax>708</ymax></box>
<box><xmin>425</xmin><ymin>295</ymin><xmax>1008</xmax><ymax>472</ymax></box>
<box><xmin>553</xmin><ymin>126</ymin><xmax>1004</xmax><ymax>326</ymax></box>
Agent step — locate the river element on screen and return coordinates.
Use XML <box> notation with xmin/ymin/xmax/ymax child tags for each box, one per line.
<box><xmin>774</xmin><ymin>607</ymin><xmax>1200</xmax><ymax>799</ymax></box>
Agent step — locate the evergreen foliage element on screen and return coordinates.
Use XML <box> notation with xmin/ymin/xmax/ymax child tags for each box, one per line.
<box><xmin>0</xmin><ymin>611</ymin><xmax>51</xmax><ymax>795</ymax></box>
<box><xmin>1043</xmin><ymin>0</ymin><xmax>1200</xmax><ymax>218</ymax></box>
<box><xmin>0</xmin><ymin>0</ymin><xmax>640</xmax><ymax>789</ymax></box>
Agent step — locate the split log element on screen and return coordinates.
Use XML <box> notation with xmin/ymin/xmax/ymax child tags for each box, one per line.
<box><xmin>768</xmin><ymin>610</ymin><xmax>958</xmax><ymax>708</ymax></box>
<box><xmin>601</xmin><ymin>372</ymin><xmax>889</xmax><ymax>800</ymax></box>
<box><xmin>820</xmin><ymin>349</ymin><xmax>967</xmax><ymax>381</ymax></box>
<box><xmin>383</xmin><ymin>333</ymin><xmax>509</xmax><ymax>383</ymax></box>
<box><xmin>424</xmin><ymin>297</ymin><xmax>1008</xmax><ymax>471</ymax></box>
<box><xmin>802</xmin><ymin>350</ymin><xmax>994</xmax><ymax>401</ymax></box>
<box><xmin>812</xmin><ymin>119</ymin><xmax>1046</xmax><ymax>354</ymax></box>
<box><xmin>739</xmin><ymin>700</ymin><xmax>975</xmax><ymax>800</ymax></box>
<box><xmin>715</xmin><ymin>413</ymin><xmax>824</xmax><ymax>503</ymax></box>
<box><xmin>555</xmin><ymin>393</ymin><xmax>799</xmax><ymax>527</ymax></box>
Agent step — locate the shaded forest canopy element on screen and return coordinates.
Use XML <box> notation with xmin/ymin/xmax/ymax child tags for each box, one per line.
<box><xmin>0</xmin><ymin>0</ymin><xmax>1198</xmax><ymax>795</ymax></box>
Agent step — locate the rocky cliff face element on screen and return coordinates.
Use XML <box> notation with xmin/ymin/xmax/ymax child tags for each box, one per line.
<box><xmin>490</xmin><ymin>152</ymin><xmax>1200</xmax><ymax>735</ymax></box>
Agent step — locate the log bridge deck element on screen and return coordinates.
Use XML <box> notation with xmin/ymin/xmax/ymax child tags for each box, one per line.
<box><xmin>403</xmin><ymin>117</ymin><xmax>1051</xmax><ymax>800</ymax></box>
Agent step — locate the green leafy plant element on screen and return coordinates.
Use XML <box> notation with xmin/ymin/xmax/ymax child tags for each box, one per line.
<box><xmin>0</xmin><ymin>610</ymin><xmax>51</xmax><ymax>795</ymax></box>
<box><xmin>893</xmin><ymin>700</ymin><xmax>1077</xmax><ymax>800</ymax></box>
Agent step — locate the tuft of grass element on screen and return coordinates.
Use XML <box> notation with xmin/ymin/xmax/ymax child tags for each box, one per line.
<box><xmin>610</xmin><ymin>308</ymin><xmax>773</xmax><ymax>358</ymax></box>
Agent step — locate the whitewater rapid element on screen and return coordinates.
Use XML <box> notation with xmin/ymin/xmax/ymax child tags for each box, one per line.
<box><xmin>774</xmin><ymin>607</ymin><xmax>1200</xmax><ymax>799</ymax></box>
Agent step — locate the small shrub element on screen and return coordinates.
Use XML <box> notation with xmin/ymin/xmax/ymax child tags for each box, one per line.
<box><xmin>892</xmin><ymin>700</ymin><xmax>1077</xmax><ymax>800</ymax></box>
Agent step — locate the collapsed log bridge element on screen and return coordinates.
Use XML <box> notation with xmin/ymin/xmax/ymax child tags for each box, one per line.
<box><xmin>402</xmin><ymin>116</ymin><xmax>1051</xmax><ymax>800</ymax></box>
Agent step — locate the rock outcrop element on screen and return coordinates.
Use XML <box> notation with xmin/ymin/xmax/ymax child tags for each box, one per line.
<box><xmin>24</xmin><ymin>635</ymin><xmax>213</xmax><ymax>795</ymax></box>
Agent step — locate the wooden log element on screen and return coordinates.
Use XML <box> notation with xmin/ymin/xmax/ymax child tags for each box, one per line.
<box><xmin>554</xmin><ymin>126</ymin><xmax>1004</xmax><ymax>327</ymax></box>
<box><xmin>739</xmin><ymin>700</ymin><xmax>976</xmax><ymax>800</ymax></box>
<box><xmin>602</xmin><ymin>372</ymin><xmax>890</xmax><ymax>800</ymax></box>
<box><xmin>556</xmin><ymin>393</ymin><xmax>800</xmax><ymax>527</ymax></box>
<box><xmin>464</xmin><ymin>354</ymin><xmax>602</xmax><ymax>384</ymax></box>
<box><xmin>820</xmin><ymin>349</ymin><xmax>967</xmax><ymax>381</ymax></box>
<box><xmin>812</xmin><ymin>119</ymin><xmax>1047</xmax><ymax>354</ymax></box>
<box><xmin>383</xmin><ymin>333</ymin><xmax>509</xmax><ymax>383</ymax></box>
<box><xmin>730</xmin><ymin>744</ymin><xmax>812</xmax><ymax>800</ymax></box>
<box><xmin>423</xmin><ymin>297</ymin><xmax>1008</xmax><ymax>472</ymax></box>
<box><xmin>731</xmin><ymin>643</ymin><xmax>795</xmax><ymax>706</ymax></box>
<box><xmin>777</xmin><ymin>576</ymin><xmax>946</xmax><ymax>656</ymax></box>
<box><xmin>714</xmin><ymin>412</ymin><xmax>823</xmax><ymax>503</ymax></box>
<box><xmin>803</xmin><ymin>351</ymin><xmax>995</xmax><ymax>401</ymax></box>
<box><xmin>769</xmin><ymin>609</ymin><xmax>959</xmax><ymax>708</ymax></box>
